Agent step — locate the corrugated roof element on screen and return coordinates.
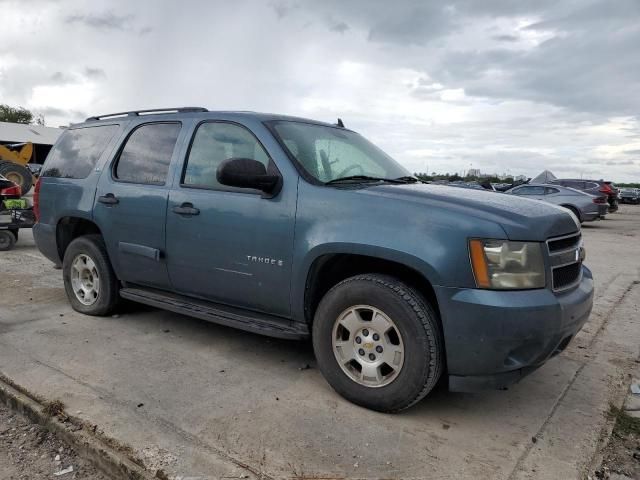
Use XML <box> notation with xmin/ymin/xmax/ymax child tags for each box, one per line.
<box><xmin>0</xmin><ymin>121</ymin><xmax>63</xmax><ymax>145</ymax></box>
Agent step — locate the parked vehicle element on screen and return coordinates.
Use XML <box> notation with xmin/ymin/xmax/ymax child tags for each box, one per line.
<box><xmin>505</xmin><ymin>183</ymin><xmax>607</xmax><ymax>222</ymax></box>
<box><xmin>550</xmin><ymin>179</ymin><xmax>618</xmax><ymax>213</ymax></box>
<box><xmin>0</xmin><ymin>174</ymin><xmax>35</xmax><ymax>251</ymax></box>
<box><xmin>620</xmin><ymin>188</ymin><xmax>640</xmax><ymax>204</ymax></box>
<box><xmin>33</xmin><ymin>108</ymin><xmax>594</xmax><ymax>412</ymax></box>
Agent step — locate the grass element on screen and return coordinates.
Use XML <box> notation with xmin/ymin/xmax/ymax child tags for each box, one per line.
<box><xmin>42</xmin><ymin>399</ymin><xmax>67</xmax><ymax>419</ymax></box>
<box><xmin>608</xmin><ymin>403</ymin><xmax>640</xmax><ymax>437</ymax></box>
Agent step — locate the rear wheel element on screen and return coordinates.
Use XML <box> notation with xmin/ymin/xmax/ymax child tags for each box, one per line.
<box><xmin>62</xmin><ymin>234</ymin><xmax>120</xmax><ymax>315</ymax></box>
<box><xmin>312</xmin><ymin>274</ymin><xmax>444</xmax><ymax>412</ymax></box>
<box><xmin>0</xmin><ymin>230</ymin><xmax>16</xmax><ymax>251</ymax></box>
<box><xmin>0</xmin><ymin>161</ymin><xmax>33</xmax><ymax>194</ymax></box>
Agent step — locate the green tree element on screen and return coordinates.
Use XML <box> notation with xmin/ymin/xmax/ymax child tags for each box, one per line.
<box><xmin>0</xmin><ymin>104</ymin><xmax>45</xmax><ymax>125</ymax></box>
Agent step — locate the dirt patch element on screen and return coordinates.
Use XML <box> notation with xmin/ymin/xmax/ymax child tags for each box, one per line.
<box><xmin>0</xmin><ymin>401</ymin><xmax>110</xmax><ymax>479</ymax></box>
<box><xmin>595</xmin><ymin>405</ymin><xmax>640</xmax><ymax>479</ymax></box>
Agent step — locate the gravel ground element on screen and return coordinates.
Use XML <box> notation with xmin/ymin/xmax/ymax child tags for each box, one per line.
<box><xmin>0</xmin><ymin>402</ymin><xmax>109</xmax><ymax>480</ymax></box>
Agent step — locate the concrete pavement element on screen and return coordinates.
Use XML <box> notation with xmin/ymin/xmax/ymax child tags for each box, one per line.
<box><xmin>1</xmin><ymin>206</ymin><xmax>639</xmax><ymax>479</ymax></box>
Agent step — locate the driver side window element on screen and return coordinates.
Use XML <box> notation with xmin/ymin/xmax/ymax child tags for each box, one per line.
<box><xmin>182</xmin><ymin>122</ymin><xmax>269</xmax><ymax>190</ymax></box>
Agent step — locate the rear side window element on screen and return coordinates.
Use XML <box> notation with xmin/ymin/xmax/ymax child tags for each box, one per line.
<box><xmin>545</xmin><ymin>187</ymin><xmax>560</xmax><ymax>194</ymax></box>
<box><xmin>114</xmin><ymin>123</ymin><xmax>181</xmax><ymax>185</ymax></box>
<box><xmin>513</xmin><ymin>186</ymin><xmax>545</xmax><ymax>195</ymax></box>
<box><xmin>42</xmin><ymin>125</ymin><xmax>118</xmax><ymax>179</ymax></box>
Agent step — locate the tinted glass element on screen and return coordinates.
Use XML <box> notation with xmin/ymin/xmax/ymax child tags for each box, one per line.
<box><xmin>183</xmin><ymin>122</ymin><xmax>269</xmax><ymax>189</ymax></box>
<box><xmin>115</xmin><ymin>123</ymin><xmax>180</xmax><ymax>185</ymax></box>
<box><xmin>271</xmin><ymin>121</ymin><xmax>410</xmax><ymax>183</ymax></box>
<box><xmin>42</xmin><ymin>125</ymin><xmax>118</xmax><ymax>179</ymax></box>
<box><xmin>513</xmin><ymin>186</ymin><xmax>545</xmax><ymax>195</ymax></box>
<box><xmin>545</xmin><ymin>187</ymin><xmax>560</xmax><ymax>194</ymax></box>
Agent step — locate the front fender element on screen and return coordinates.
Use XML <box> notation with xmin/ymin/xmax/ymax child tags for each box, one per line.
<box><xmin>291</xmin><ymin>242</ymin><xmax>444</xmax><ymax>321</ymax></box>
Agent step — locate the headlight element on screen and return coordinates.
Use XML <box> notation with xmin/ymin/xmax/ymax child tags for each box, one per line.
<box><xmin>469</xmin><ymin>239</ymin><xmax>545</xmax><ymax>289</ymax></box>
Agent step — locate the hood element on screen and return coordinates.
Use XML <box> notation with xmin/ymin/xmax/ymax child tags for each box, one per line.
<box><xmin>358</xmin><ymin>183</ymin><xmax>579</xmax><ymax>241</ymax></box>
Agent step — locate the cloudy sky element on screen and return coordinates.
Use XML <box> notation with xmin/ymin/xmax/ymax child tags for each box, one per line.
<box><xmin>1</xmin><ymin>0</ymin><xmax>639</xmax><ymax>181</ymax></box>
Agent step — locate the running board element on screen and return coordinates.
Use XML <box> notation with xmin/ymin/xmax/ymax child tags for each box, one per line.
<box><xmin>119</xmin><ymin>287</ymin><xmax>309</xmax><ymax>340</ymax></box>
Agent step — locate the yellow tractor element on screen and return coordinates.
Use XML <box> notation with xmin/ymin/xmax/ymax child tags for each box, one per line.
<box><xmin>0</xmin><ymin>142</ymin><xmax>35</xmax><ymax>193</ymax></box>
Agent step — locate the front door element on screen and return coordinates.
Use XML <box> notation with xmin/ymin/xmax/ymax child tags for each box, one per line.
<box><xmin>165</xmin><ymin>121</ymin><xmax>296</xmax><ymax>317</ymax></box>
<box><xmin>94</xmin><ymin>122</ymin><xmax>182</xmax><ymax>289</ymax></box>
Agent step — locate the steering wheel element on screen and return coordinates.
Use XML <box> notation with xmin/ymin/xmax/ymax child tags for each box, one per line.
<box><xmin>336</xmin><ymin>164</ymin><xmax>365</xmax><ymax>178</ymax></box>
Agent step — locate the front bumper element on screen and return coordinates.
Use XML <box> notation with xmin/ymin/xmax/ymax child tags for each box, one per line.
<box><xmin>435</xmin><ymin>266</ymin><xmax>594</xmax><ymax>391</ymax></box>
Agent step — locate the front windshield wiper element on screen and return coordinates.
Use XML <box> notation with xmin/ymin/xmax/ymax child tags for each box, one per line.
<box><xmin>393</xmin><ymin>176</ymin><xmax>420</xmax><ymax>183</ymax></box>
<box><xmin>325</xmin><ymin>175</ymin><xmax>407</xmax><ymax>185</ymax></box>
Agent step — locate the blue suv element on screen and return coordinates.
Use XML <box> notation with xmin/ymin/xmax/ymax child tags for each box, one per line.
<box><xmin>33</xmin><ymin>108</ymin><xmax>594</xmax><ymax>412</ymax></box>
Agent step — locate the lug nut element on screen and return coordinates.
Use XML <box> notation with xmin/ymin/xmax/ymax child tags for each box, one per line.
<box><xmin>355</xmin><ymin>336</ymin><xmax>361</xmax><ymax>344</ymax></box>
<box><xmin>358</xmin><ymin>349</ymin><xmax>365</xmax><ymax>356</ymax></box>
<box><xmin>362</xmin><ymin>329</ymin><xmax>369</xmax><ymax>336</ymax></box>
<box><xmin>376</xmin><ymin>346</ymin><xmax>383</xmax><ymax>353</ymax></box>
<box><xmin>369</xmin><ymin>353</ymin><xmax>376</xmax><ymax>361</ymax></box>
<box><xmin>373</xmin><ymin>333</ymin><xmax>380</xmax><ymax>341</ymax></box>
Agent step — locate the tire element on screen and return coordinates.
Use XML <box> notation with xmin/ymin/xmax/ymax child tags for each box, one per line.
<box><xmin>62</xmin><ymin>234</ymin><xmax>120</xmax><ymax>315</ymax></box>
<box><xmin>0</xmin><ymin>161</ymin><xmax>33</xmax><ymax>194</ymax></box>
<box><xmin>0</xmin><ymin>230</ymin><xmax>16</xmax><ymax>251</ymax></box>
<box><xmin>312</xmin><ymin>274</ymin><xmax>444</xmax><ymax>412</ymax></box>
<box><xmin>9</xmin><ymin>229</ymin><xmax>18</xmax><ymax>241</ymax></box>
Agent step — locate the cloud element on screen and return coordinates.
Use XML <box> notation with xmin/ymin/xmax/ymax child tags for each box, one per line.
<box><xmin>84</xmin><ymin>67</ymin><xmax>106</xmax><ymax>79</ymax></box>
<box><xmin>606</xmin><ymin>160</ymin><xmax>635</xmax><ymax>166</ymax></box>
<box><xmin>328</xmin><ymin>19</ymin><xmax>349</xmax><ymax>34</ymax></box>
<box><xmin>270</xmin><ymin>1</ymin><xmax>298</xmax><ymax>19</ymax></box>
<box><xmin>492</xmin><ymin>34</ymin><xmax>519</xmax><ymax>42</ymax></box>
<box><xmin>65</xmin><ymin>11</ymin><xmax>135</xmax><ymax>31</ymax></box>
<box><xmin>0</xmin><ymin>0</ymin><xmax>638</xmax><ymax>182</ymax></box>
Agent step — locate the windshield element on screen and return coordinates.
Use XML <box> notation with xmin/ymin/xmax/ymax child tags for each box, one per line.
<box><xmin>270</xmin><ymin>121</ymin><xmax>411</xmax><ymax>183</ymax></box>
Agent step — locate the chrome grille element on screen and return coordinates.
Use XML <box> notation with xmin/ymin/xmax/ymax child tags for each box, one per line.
<box><xmin>546</xmin><ymin>232</ymin><xmax>583</xmax><ymax>292</ymax></box>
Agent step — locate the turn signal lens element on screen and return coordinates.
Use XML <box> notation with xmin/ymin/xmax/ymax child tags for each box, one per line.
<box><xmin>469</xmin><ymin>240</ymin><xmax>490</xmax><ymax>288</ymax></box>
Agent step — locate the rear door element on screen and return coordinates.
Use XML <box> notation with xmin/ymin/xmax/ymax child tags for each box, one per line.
<box><xmin>94</xmin><ymin>122</ymin><xmax>183</xmax><ymax>289</ymax></box>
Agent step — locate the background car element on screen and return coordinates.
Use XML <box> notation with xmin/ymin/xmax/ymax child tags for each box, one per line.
<box><xmin>620</xmin><ymin>188</ymin><xmax>640</xmax><ymax>204</ymax></box>
<box><xmin>550</xmin><ymin>179</ymin><xmax>618</xmax><ymax>213</ymax></box>
<box><xmin>505</xmin><ymin>183</ymin><xmax>607</xmax><ymax>222</ymax></box>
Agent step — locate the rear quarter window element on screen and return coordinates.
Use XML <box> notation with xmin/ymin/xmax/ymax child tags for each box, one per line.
<box><xmin>42</xmin><ymin>125</ymin><xmax>119</xmax><ymax>179</ymax></box>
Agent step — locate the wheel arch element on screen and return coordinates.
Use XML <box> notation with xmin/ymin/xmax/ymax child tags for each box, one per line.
<box><xmin>56</xmin><ymin>216</ymin><xmax>103</xmax><ymax>262</ymax></box>
<box><xmin>559</xmin><ymin>204</ymin><xmax>582</xmax><ymax>222</ymax></box>
<box><xmin>300</xmin><ymin>247</ymin><xmax>442</xmax><ymax>327</ymax></box>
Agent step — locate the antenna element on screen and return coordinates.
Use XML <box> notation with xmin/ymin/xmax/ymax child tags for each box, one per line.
<box><xmin>336</xmin><ymin>118</ymin><xmax>345</xmax><ymax>128</ymax></box>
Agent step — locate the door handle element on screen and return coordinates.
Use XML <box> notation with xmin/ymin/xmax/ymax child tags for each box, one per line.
<box><xmin>98</xmin><ymin>193</ymin><xmax>119</xmax><ymax>205</ymax></box>
<box><xmin>172</xmin><ymin>203</ymin><xmax>200</xmax><ymax>216</ymax></box>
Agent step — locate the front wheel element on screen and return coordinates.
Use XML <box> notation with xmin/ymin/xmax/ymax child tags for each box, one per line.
<box><xmin>312</xmin><ymin>274</ymin><xmax>444</xmax><ymax>412</ymax></box>
<box><xmin>62</xmin><ymin>234</ymin><xmax>120</xmax><ymax>315</ymax></box>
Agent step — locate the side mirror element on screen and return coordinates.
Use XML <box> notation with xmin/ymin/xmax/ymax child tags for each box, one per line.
<box><xmin>217</xmin><ymin>158</ymin><xmax>280</xmax><ymax>194</ymax></box>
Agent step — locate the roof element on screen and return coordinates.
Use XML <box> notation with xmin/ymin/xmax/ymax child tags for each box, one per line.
<box><xmin>0</xmin><ymin>121</ymin><xmax>63</xmax><ymax>145</ymax></box>
<box><xmin>78</xmin><ymin>108</ymin><xmax>342</xmax><ymax>129</ymax></box>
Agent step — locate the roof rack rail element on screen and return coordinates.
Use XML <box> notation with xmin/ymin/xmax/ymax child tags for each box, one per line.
<box><xmin>85</xmin><ymin>107</ymin><xmax>208</xmax><ymax>122</ymax></box>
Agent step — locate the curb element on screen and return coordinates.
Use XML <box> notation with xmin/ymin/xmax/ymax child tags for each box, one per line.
<box><xmin>0</xmin><ymin>376</ymin><xmax>155</xmax><ymax>480</ymax></box>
